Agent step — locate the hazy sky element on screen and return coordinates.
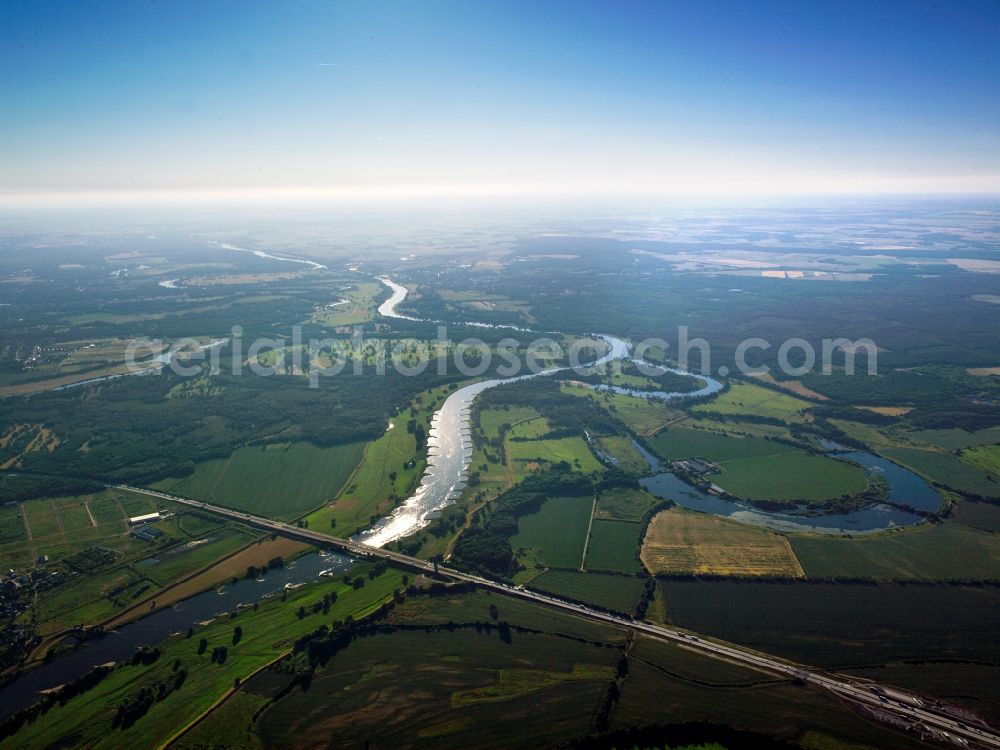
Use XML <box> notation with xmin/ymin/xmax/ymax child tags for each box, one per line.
<box><xmin>2</xmin><ymin>0</ymin><xmax>1000</xmax><ymax>203</ymax></box>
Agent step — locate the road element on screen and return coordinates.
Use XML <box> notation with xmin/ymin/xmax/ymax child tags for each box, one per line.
<box><xmin>116</xmin><ymin>483</ymin><xmax>999</xmax><ymax>749</ymax></box>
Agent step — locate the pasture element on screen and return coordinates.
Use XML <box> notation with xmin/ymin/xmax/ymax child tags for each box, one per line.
<box><xmin>883</xmin><ymin>445</ymin><xmax>1000</xmax><ymax>499</ymax></box>
<box><xmin>617</xmin><ymin>636</ymin><xmax>927</xmax><ymax>750</ymax></box>
<box><xmin>252</xmin><ymin>621</ymin><xmax>615</xmax><ymax>750</ymax></box>
<box><xmin>659</xmin><ymin>579</ymin><xmax>1000</xmax><ymax>667</ymax></box>
<box><xmin>529</xmin><ymin>570</ymin><xmax>646</xmax><ymax>613</ymax></box>
<box><xmin>309</xmin><ymin>281</ymin><xmax>382</xmax><ymax>326</ymax></box>
<box><xmin>511</xmin><ymin>495</ymin><xmax>593</xmax><ymax>569</ymax></box>
<box><xmin>648</xmin><ymin>426</ymin><xmax>869</xmax><ymax>502</ymax></box>
<box><xmin>952</xmin><ymin>499</ymin><xmax>1000</xmax><ymax>532</ymax></box>
<box><xmin>163</xmin><ymin>440</ymin><xmax>365</xmax><ymax>520</ymax></box>
<box><xmin>584</xmin><ymin>520</ymin><xmax>644</xmax><ymax>573</ymax></box>
<box><xmin>507</xmin><ymin>435</ymin><xmax>603</xmax><ymax>478</ymax></box>
<box><xmin>694</xmin><ymin>381</ymin><xmax>811</xmax><ymax>421</ymax></box>
<box><xmin>962</xmin><ymin>444</ymin><xmax>1000</xmax><ymax>475</ymax></box>
<box><xmin>594</xmin><ymin>435</ymin><xmax>650</xmax><ymax>474</ymax></box>
<box><xmin>594</xmin><ymin>486</ymin><xmax>660</xmax><ymax>521</ymax></box>
<box><xmin>712</xmin><ymin>449</ymin><xmax>869</xmax><ymax>503</ymax></box>
<box><xmin>641</xmin><ymin>508</ymin><xmax>804</xmax><ymax>577</ymax></box>
<box><xmin>559</xmin><ymin>383</ymin><xmax>683</xmax><ymax>435</ymax></box>
<box><xmin>790</xmin><ymin>521</ymin><xmax>1000</xmax><ymax>580</ymax></box>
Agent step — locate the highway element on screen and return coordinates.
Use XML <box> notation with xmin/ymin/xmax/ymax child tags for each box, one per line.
<box><xmin>116</xmin><ymin>483</ymin><xmax>999</xmax><ymax>749</ymax></box>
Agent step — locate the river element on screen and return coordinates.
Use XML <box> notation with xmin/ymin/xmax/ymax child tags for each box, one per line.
<box><xmin>373</xmin><ymin>277</ymin><xmax>939</xmax><ymax>538</ymax></box>
<box><xmin>0</xmin><ymin>274</ymin><xmax>938</xmax><ymax>714</ymax></box>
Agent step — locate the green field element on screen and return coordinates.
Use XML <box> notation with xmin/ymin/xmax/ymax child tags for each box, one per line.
<box><xmin>790</xmin><ymin>522</ymin><xmax>1000</xmax><ymax>580</ymax></box>
<box><xmin>908</xmin><ymin>426</ymin><xmax>1000</xmax><ymax>451</ymax></box>
<box><xmin>55</xmin><ymin>499</ymin><xmax>94</xmax><ymax>532</ymax></box>
<box><xmin>508</xmin><ymin>416</ymin><xmax>551</xmax><ymax>439</ymax></box>
<box><xmin>595</xmin><ymin>486</ymin><xmax>660</xmax><ymax>521</ymax></box>
<box><xmin>660</xmin><ymin>579</ymin><xmax>1000</xmax><ymax>667</ymax></box>
<box><xmin>0</xmin><ymin>503</ymin><xmax>26</xmax><ymax>545</ymax></box>
<box><xmin>584</xmin><ymin>519</ymin><xmax>644</xmax><ymax>573</ymax></box>
<box><xmin>308</xmin><ymin>281</ymin><xmax>382</xmax><ymax>326</ymax></box>
<box><xmin>952</xmin><ymin>500</ymin><xmax>1000</xmax><ymax>532</ymax></box>
<box><xmin>89</xmin><ymin>495</ymin><xmax>127</xmax><ymax>526</ymax></box>
<box><xmin>507</xmin><ymin>435</ymin><xmax>604</xmax><ymax>478</ymax></box>
<box><xmin>713</xmin><ymin>450</ymin><xmax>869</xmax><ymax>502</ymax></box>
<box><xmin>511</xmin><ymin>496</ymin><xmax>593</xmax><ymax>568</ymax></box>
<box><xmin>528</xmin><ymin>569</ymin><xmax>645</xmax><ymax>613</ymax></box>
<box><xmin>649</xmin><ymin>426</ymin><xmax>869</xmax><ymax>502</ymax></box>
<box><xmin>648</xmin><ymin>426</ymin><xmax>788</xmax><ymax>463</ymax></box>
<box><xmin>24</xmin><ymin>499</ymin><xmax>62</xmax><ymax>538</ymax></box>
<box><xmin>694</xmin><ymin>382</ymin><xmax>811</xmax><ymax>421</ymax></box>
<box><xmin>831</xmin><ymin>419</ymin><xmax>1000</xmax><ymax>499</ymax></box>
<box><xmin>159</xmin><ymin>440</ymin><xmax>364</xmax><ymax>520</ymax></box>
<box><xmin>962</xmin><ymin>444</ymin><xmax>1000</xmax><ymax>475</ymax></box>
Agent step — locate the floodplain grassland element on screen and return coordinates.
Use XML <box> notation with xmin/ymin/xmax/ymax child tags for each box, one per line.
<box><xmin>831</xmin><ymin>418</ymin><xmax>1000</xmax><ymax>499</ymax></box>
<box><xmin>528</xmin><ymin>569</ymin><xmax>646</xmax><ymax>613</ymax></box>
<box><xmin>477</xmin><ymin>405</ymin><xmax>542</xmax><ymax>441</ymax></box>
<box><xmin>506</xmin><ymin>435</ymin><xmax>604</xmax><ymax>478</ymax></box>
<box><xmin>305</xmin><ymin>384</ymin><xmax>453</xmax><ymax>536</ymax></box>
<box><xmin>2</xmin><ymin>564</ymin><xmax>407</xmax><ymax>750</ymax></box>
<box><xmin>617</xmin><ymin>636</ymin><xmax>928</xmax><ymax>750</ymax></box>
<box><xmin>693</xmin><ymin>381</ymin><xmax>812</xmax><ymax>421</ymax></box>
<box><xmin>507</xmin><ymin>415</ymin><xmax>551</xmax><ymax>439</ymax></box>
<box><xmin>641</xmin><ymin>508</ymin><xmax>804</xmax><ymax>577</ymax></box>
<box><xmin>594</xmin><ymin>485</ymin><xmax>660</xmax><ymax>521</ymax></box>
<box><xmin>885</xmin><ymin>445</ymin><xmax>1000</xmax><ymax>498</ymax></box>
<box><xmin>437</xmin><ymin>287</ymin><xmax>535</xmax><ymax>324</ymax></box>
<box><xmin>308</xmin><ymin>281</ymin><xmax>382</xmax><ymax>326</ymax></box>
<box><xmin>559</xmin><ymin>382</ymin><xmax>684</xmax><ymax>435</ymax></box>
<box><xmin>184</xmin><ymin>588</ymin><xmax>928</xmax><ymax>750</ymax></box>
<box><xmin>156</xmin><ymin>440</ymin><xmax>365</xmax><ymax>520</ymax></box>
<box><xmin>511</xmin><ymin>496</ymin><xmax>592</xmax><ymax>569</ymax></box>
<box><xmin>584</xmin><ymin>519</ymin><xmax>644</xmax><ymax>573</ymax></box>
<box><xmin>595</xmin><ymin>435</ymin><xmax>650</xmax><ymax>473</ymax></box>
<box><xmin>790</xmin><ymin>521</ymin><xmax>1000</xmax><ymax>580</ymax></box>
<box><xmin>961</xmin><ymin>444</ymin><xmax>1000</xmax><ymax>475</ymax></box>
<box><xmin>236</xmin><ymin>600</ymin><xmax>618</xmax><ymax>750</ymax></box>
<box><xmin>647</xmin><ymin>425</ymin><xmax>791</xmax><ymax>463</ymax></box>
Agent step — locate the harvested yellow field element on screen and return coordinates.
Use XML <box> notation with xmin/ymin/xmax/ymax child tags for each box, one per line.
<box><xmin>748</xmin><ymin>372</ymin><xmax>828</xmax><ymax>401</ymax></box>
<box><xmin>968</xmin><ymin>366</ymin><xmax>1000</xmax><ymax>377</ymax></box>
<box><xmin>856</xmin><ymin>405</ymin><xmax>913</xmax><ymax>416</ymax></box>
<box><xmin>640</xmin><ymin>508</ymin><xmax>804</xmax><ymax>577</ymax></box>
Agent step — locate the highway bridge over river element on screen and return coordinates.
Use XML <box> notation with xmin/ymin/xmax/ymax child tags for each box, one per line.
<box><xmin>116</xmin><ymin>483</ymin><xmax>999</xmax><ymax>750</ymax></box>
